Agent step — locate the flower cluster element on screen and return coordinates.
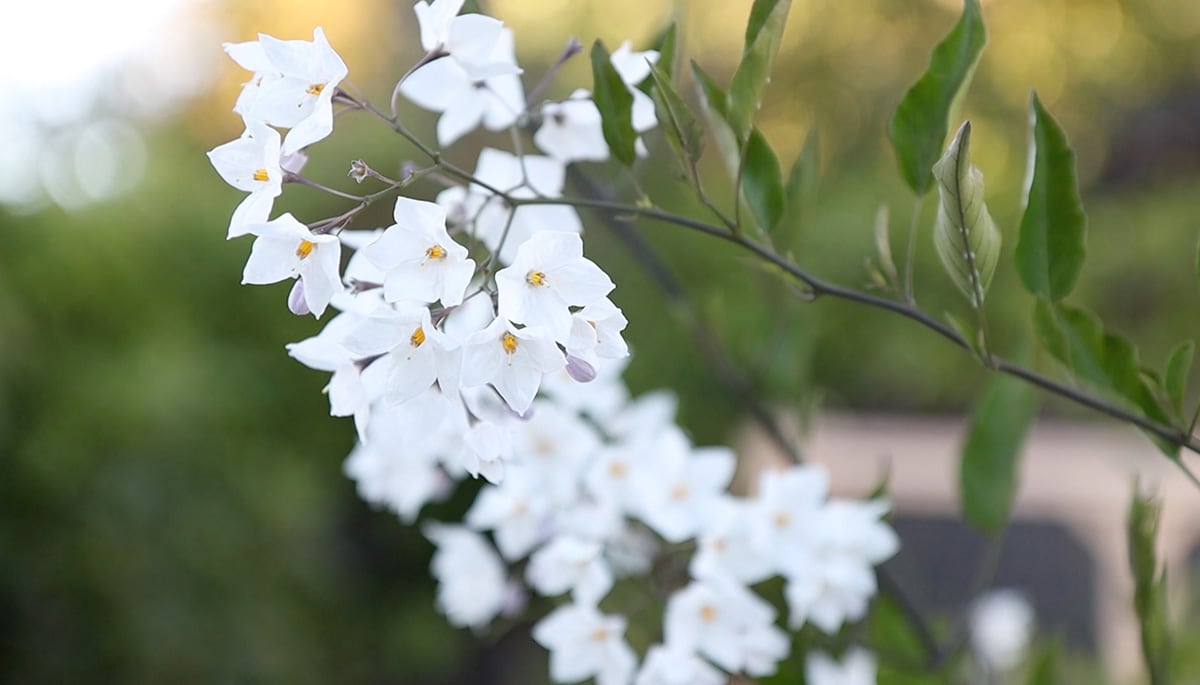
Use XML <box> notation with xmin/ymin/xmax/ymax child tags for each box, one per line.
<box><xmin>208</xmin><ymin>2</ymin><xmax>900</xmax><ymax>683</ymax></box>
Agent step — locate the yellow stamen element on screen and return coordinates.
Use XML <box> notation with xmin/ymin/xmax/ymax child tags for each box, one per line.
<box><xmin>773</xmin><ymin>512</ymin><xmax>791</xmax><ymax>529</ymax></box>
<box><xmin>608</xmin><ymin>461</ymin><xmax>628</xmax><ymax>478</ymax></box>
<box><xmin>699</xmin><ymin>604</ymin><xmax>718</xmax><ymax>623</ymax></box>
<box><xmin>590</xmin><ymin>627</ymin><xmax>610</xmax><ymax>643</ymax></box>
<box><xmin>670</xmin><ymin>483</ymin><xmax>690</xmax><ymax>500</ymax></box>
<box><xmin>526</xmin><ymin>270</ymin><xmax>547</xmax><ymax>286</ymax></box>
<box><xmin>410</xmin><ymin>326</ymin><xmax>426</xmax><ymax>348</ymax></box>
<box><xmin>425</xmin><ymin>244</ymin><xmax>447</xmax><ymax>260</ymax></box>
<box><xmin>306</xmin><ymin>83</ymin><xmax>325</xmax><ymax>96</ymax></box>
<box><xmin>501</xmin><ymin>332</ymin><xmax>519</xmax><ymax>355</ymax></box>
<box><xmin>295</xmin><ymin>240</ymin><xmax>316</xmax><ymax>259</ymax></box>
<box><xmin>252</xmin><ymin>168</ymin><xmax>270</xmax><ymax>182</ymax></box>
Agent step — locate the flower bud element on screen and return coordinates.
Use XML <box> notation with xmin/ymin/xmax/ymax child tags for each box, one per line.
<box><xmin>565</xmin><ymin>354</ymin><xmax>596</xmax><ymax>383</ymax></box>
<box><xmin>348</xmin><ymin>159</ymin><xmax>370</xmax><ymax>183</ymax></box>
<box><xmin>287</xmin><ymin>279</ymin><xmax>310</xmax><ymax>316</ymax></box>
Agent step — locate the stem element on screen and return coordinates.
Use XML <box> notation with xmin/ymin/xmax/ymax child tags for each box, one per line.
<box><xmin>508</xmin><ymin>194</ymin><xmax>1200</xmax><ymax>460</ymax></box>
<box><xmin>389</xmin><ymin>49</ymin><xmax>448</xmax><ymax>119</ymax></box>
<box><xmin>903</xmin><ymin>194</ymin><xmax>924</xmax><ymax>304</ymax></box>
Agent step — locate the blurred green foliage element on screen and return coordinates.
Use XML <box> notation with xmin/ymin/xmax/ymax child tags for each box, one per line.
<box><xmin>4</xmin><ymin>0</ymin><xmax>1200</xmax><ymax>682</ymax></box>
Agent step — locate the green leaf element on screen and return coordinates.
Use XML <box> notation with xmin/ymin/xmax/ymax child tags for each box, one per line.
<box><xmin>728</xmin><ymin>0</ymin><xmax>791</xmax><ymax>140</ymax></box>
<box><xmin>648</xmin><ymin>60</ymin><xmax>703</xmax><ymax>173</ymax></box>
<box><xmin>786</xmin><ymin>129</ymin><xmax>819</xmax><ymax>215</ymax></box>
<box><xmin>691</xmin><ymin>62</ymin><xmax>739</xmax><ymax>176</ymax></box>
<box><xmin>889</xmin><ymin>0</ymin><xmax>987</xmax><ymax>195</ymax></box>
<box><xmin>945</xmin><ymin>310</ymin><xmax>983</xmax><ymax>356</ymax></box>
<box><xmin>1015</xmin><ymin>93</ymin><xmax>1087</xmax><ymax>300</ymax></box>
<box><xmin>931</xmin><ymin>121</ymin><xmax>1001</xmax><ymax>307</ymax></box>
<box><xmin>959</xmin><ymin>373</ymin><xmax>1038</xmax><ymax>536</ymax></box>
<box><xmin>742</xmin><ymin>127</ymin><xmax>785</xmax><ymax>232</ymax></box>
<box><xmin>1128</xmin><ymin>485</ymin><xmax>1172</xmax><ymax>685</ymax></box>
<box><xmin>590</xmin><ymin>40</ymin><xmax>637</xmax><ymax>166</ymax></box>
<box><xmin>655</xmin><ymin>23</ymin><xmax>678</xmax><ymax>81</ymax></box>
<box><xmin>1165</xmin><ymin>341</ymin><xmax>1194</xmax><ymax>417</ymax></box>
<box><xmin>1034</xmin><ymin>299</ymin><xmax>1179</xmax><ymax>457</ymax></box>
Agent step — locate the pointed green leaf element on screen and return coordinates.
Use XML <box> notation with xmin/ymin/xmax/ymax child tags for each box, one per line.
<box><xmin>1165</xmin><ymin>341</ymin><xmax>1194</xmax><ymax>416</ymax></box>
<box><xmin>1035</xmin><ymin>300</ymin><xmax>1178</xmax><ymax>457</ymax></box>
<box><xmin>1015</xmin><ymin>93</ymin><xmax>1087</xmax><ymax>300</ymax></box>
<box><xmin>959</xmin><ymin>373</ymin><xmax>1038</xmax><ymax>537</ymax></box>
<box><xmin>691</xmin><ymin>62</ymin><xmax>740</xmax><ymax>177</ymax></box>
<box><xmin>932</xmin><ymin>121</ymin><xmax>1001</xmax><ymax>307</ymax></box>
<box><xmin>729</xmin><ymin>0</ymin><xmax>791</xmax><ymax>140</ymax></box>
<box><xmin>774</xmin><ymin>129</ymin><xmax>820</xmax><ymax>250</ymax></box>
<box><xmin>590</xmin><ymin>40</ymin><xmax>637</xmax><ymax>166</ymax></box>
<box><xmin>742</xmin><ymin>127</ymin><xmax>785</xmax><ymax>232</ymax></box>
<box><xmin>786</xmin><ymin>129</ymin><xmax>819</xmax><ymax>217</ymax></box>
<box><xmin>649</xmin><ymin>61</ymin><xmax>703</xmax><ymax>172</ymax></box>
<box><xmin>889</xmin><ymin>0</ymin><xmax>987</xmax><ymax>195</ymax></box>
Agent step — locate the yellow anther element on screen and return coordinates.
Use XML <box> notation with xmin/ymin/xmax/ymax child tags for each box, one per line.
<box><xmin>425</xmin><ymin>244</ymin><xmax>447</xmax><ymax>260</ymax></box>
<box><xmin>699</xmin><ymin>604</ymin><xmax>718</xmax><ymax>623</ymax></box>
<box><xmin>252</xmin><ymin>168</ymin><xmax>270</xmax><ymax>182</ymax></box>
<box><xmin>410</xmin><ymin>326</ymin><xmax>426</xmax><ymax>348</ymax></box>
<box><xmin>608</xmin><ymin>461</ymin><xmax>628</xmax><ymax>478</ymax></box>
<box><xmin>526</xmin><ymin>270</ymin><xmax>547</xmax><ymax>286</ymax></box>
<box><xmin>590</xmin><ymin>627</ymin><xmax>610</xmax><ymax>643</ymax></box>
<box><xmin>670</xmin><ymin>483</ymin><xmax>690</xmax><ymax>501</ymax></box>
<box><xmin>773</xmin><ymin>512</ymin><xmax>791</xmax><ymax>529</ymax></box>
<box><xmin>295</xmin><ymin>240</ymin><xmax>316</xmax><ymax>259</ymax></box>
<box><xmin>306</xmin><ymin>83</ymin><xmax>325</xmax><ymax>96</ymax></box>
<box><xmin>501</xmin><ymin>332</ymin><xmax>519</xmax><ymax>354</ymax></box>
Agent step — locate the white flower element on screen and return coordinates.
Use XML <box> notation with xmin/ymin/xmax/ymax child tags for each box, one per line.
<box><xmin>402</xmin><ymin>1</ymin><xmax>524</xmax><ymax>147</ymax></box>
<box><xmin>342</xmin><ymin>305</ymin><xmax>456</xmax><ymax>405</ymax></box>
<box><xmin>635</xmin><ymin>644</ymin><xmax>726</xmax><ymax>685</ymax></box>
<box><xmin>437</xmin><ymin>148</ymin><xmax>580</xmax><ymax>263</ymax></box>
<box><xmin>241</xmin><ymin>213</ymin><xmax>342</xmax><ymax>318</ymax></box>
<box><xmin>632</xmin><ymin>435</ymin><xmax>736</xmax><ymax>543</ymax></box>
<box><xmin>526</xmin><ymin>535</ymin><xmax>614</xmax><ymax>605</ymax></box>
<box><xmin>223</xmin><ymin>40</ymin><xmax>280</xmax><ymax>117</ymax></box>
<box><xmin>609</xmin><ymin>41</ymin><xmax>660</xmax><ymax>134</ymax></box>
<box><xmin>534</xmin><ymin>90</ymin><xmax>610</xmax><ymax>162</ymax></box>
<box><xmin>207</xmin><ymin>119</ymin><xmax>283</xmax><ymax>238</ymax></box>
<box><xmin>533</xmin><ymin>603</ymin><xmax>638</xmax><ymax>685</ymax></box>
<box><xmin>461</xmin><ymin>317</ymin><xmax>564</xmax><ymax>414</ymax></box>
<box><xmin>364</xmin><ymin>197</ymin><xmax>476</xmax><ymax>306</ymax></box>
<box><xmin>465</xmin><ymin>467</ymin><xmax>554</xmax><ymax>560</ymax></box>
<box><xmin>664</xmin><ymin>580</ymin><xmax>789</xmax><ymax>677</ymax></box>
<box><xmin>344</xmin><ymin>397</ymin><xmax>452</xmax><ymax>522</ymax></box>
<box><xmin>969</xmin><ymin>589</ymin><xmax>1035</xmax><ymax>672</ymax></box>
<box><xmin>496</xmin><ymin>231</ymin><xmax>615</xmax><ymax>342</ymax></box>
<box><xmin>784</xmin><ymin>552</ymin><xmax>877</xmax><ymax>633</ymax></box>
<box><xmin>424</xmin><ymin>523</ymin><xmax>508</xmax><ymax>628</ymax></box>
<box><xmin>286</xmin><ymin>309</ymin><xmax>382</xmax><ymax>440</ymax></box>
<box><xmin>241</xmin><ymin>27</ymin><xmax>348</xmax><ymax>155</ymax></box>
<box><xmin>690</xmin><ymin>496</ymin><xmax>775</xmax><ymax>585</ymax></box>
<box><xmin>566</xmin><ymin>297</ymin><xmax>629</xmax><ymax>366</ymax></box>
<box><xmin>805</xmin><ymin>649</ymin><xmax>877</xmax><ymax>685</ymax></box>
<box><xmin>412</xmin><ymin>0</ymin><xmax>522</xmax><ymax>80</ymax></box>
<box><xmin>510</xmin><ymin>400</ymin><xmax>600</xmax><ymax>503</ymax></box>
<box><xmin>750</xmin><ymin>465</ymin><xmax>829</xmax><ymax>570</ymax></box>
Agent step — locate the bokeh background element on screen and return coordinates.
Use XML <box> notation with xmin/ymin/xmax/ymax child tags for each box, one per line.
<box><xmin>3</xmin><ymin>0</ymin><xmax>1200</xmax><ymax>682</ymax></box>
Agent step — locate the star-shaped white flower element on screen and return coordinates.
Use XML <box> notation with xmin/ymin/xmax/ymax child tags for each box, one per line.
<box><xmin>461</xmin><ymin>317</ymin><xmax>564</xmax><ymax>414</ymax></box>
<box><xmin>400</xmin><ymin>26</ymin><xmax>524</xmax><ymax>146</ymax></box>
<box><xmin>805</xmin><ymin>649</ymin><xmax>877</xmax><ymax>685</ymax></box>
<box><xmin>534</xmin><ymin>90</ymin><xmax>610</xmax><ymax>162</ymax></box>
<box><xmin>364</xmin><ymin>196</ymin><xmax>476</xmax><ymax>306</ymax></box>
<box><xmin>342</xmin><ymin>305</ymin><xmax>456</xmax><ymax>406</ymax></box>
<box><xmin>532</xmin><ymin>603</ymin><xmax>638</xmax><ymax>685</ymax></box>
<box><xmin>664</xmin><ymin>580</ymin><xmax>790</xmax><ymax>677</ymax></box>
<box><xmin>412</xmin><ymin>0</ymin><xmax>522</xmax><ymax>80</ymax></box>
<box><xmin>241</xmin><ymin>213</ymin><xmax>342</xmax><ymax>318</ymax></box>
<box><xmin>242</xmin><ymin>27</ymin><xmax>348</xmax><ymax>155</ymax></box>
<box><xmin>425</xmin><ymin>523</ymin><xmax>508</xmax><ymax>628</ymax></box>
<box><xmin>208</xmin><ymin>119</ymin><xmax>284</xmax><ymax>238</ymax></box>
<box><xmin>496</xmin><ymin>231</ymin><xmax>615</xmax><ymax>342</ymax></box>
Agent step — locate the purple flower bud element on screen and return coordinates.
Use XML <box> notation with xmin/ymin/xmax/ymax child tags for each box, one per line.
<box><xmin>287</xmin><ymin>279</ymin><xmax>310</xmax><ymax>316</ymax></box>
<box><xmin>565</xmin><ymin>354</ymin><xmax>596</xmax><ymax>383</ymax></box>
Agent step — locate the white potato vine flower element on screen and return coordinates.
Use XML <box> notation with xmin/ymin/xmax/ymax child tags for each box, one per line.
<box><xmin>241</xmin><ymin>213</ymin><xmax>342</xmax><ymax>318</ymax></box>
<box><xmin>207</xmin><ymin>119</ymin><xmax>283</xmax><ymax>238</ymax></box>
<box><xmin>364</xmin><ymin>196</ymin><xmax>476</xmax><ymax>306</ymax></box>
